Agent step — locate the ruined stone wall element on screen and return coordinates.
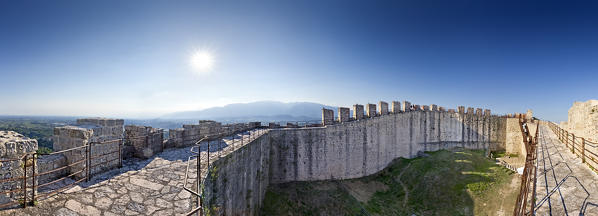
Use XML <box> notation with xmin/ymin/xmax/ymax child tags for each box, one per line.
<box><xmin>566</xmin><ymin>100</ymin><xmax>598</xmax><ymax>142</ymax></box>
<box><xmin>168</xmin><ymin>128</ymin><xmax>184</xmax><ymax>148</ymax></box>
<box><xmin>0</xmin><ymin>131</ymin><xmax>38</xmax><ymax>206</ymax></box>
<box><xmin>53</xmin><ymin>118</ymin><xmax>124</xmax><ymax>179</ymax></box>
<box><xmin>124</xmin><ymin>125</ymin><xmax>164</xmax><ymax>159</ymax></box>
<box><xmin>53</xmin><ymin>126</ymin><xmax>91</xmax><ymax>179</ymax></box>
<box><xmin>37</xmin><ymin>154</ymin><xmax>67</xmax><ymax>185</ymax></box>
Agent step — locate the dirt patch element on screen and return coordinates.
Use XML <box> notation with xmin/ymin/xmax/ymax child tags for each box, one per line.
<box><xmin>342</xmin><ymin>180</ymin><xmax>389</xmax><ymax>203</ymax></box>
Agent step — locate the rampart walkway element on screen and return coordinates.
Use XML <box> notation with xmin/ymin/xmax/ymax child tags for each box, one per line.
<box><xmin>1</xmin><ymin>129</ymin><xmax>266</xmax><ymax>216</ymax></box>
<box><xmin>535</xmin><ymin>124</ymin><xmax>598</xmax><ymax>215</ymax></box>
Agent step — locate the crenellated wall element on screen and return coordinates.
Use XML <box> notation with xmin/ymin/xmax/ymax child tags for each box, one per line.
<box><xmin>268</xmin><ymin>108</ymin><xmax>504</xmax><ymax>183</ymax></box>
<box><xmin>200</xmin><ymin>102</ymin><xmax>511</xmax><ymax>215</ymax></box>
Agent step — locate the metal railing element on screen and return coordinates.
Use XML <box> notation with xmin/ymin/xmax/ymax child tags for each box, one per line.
<box><xmin>546</xmin><ymin>121</ymin><xmax>598</xmax><ymax>169</ymax></box>
<box><xmin>513</xmin><ymin>117</ymin><xmax>538</xmax><ymax>216</ymax></box>
<box><xmin>0</xmin><ymin>138</ymin><xmax>123</xmax><ymax>209</ymax></box>
<box><xmin>182</xmin><ymin>128</ymin><xmax>269</xmax><ymax>216</ymax></box>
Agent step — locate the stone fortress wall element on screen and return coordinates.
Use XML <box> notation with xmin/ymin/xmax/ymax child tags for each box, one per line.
<box><xmin>561</xmin><ymin>100</ymin><xmax>598</xmax><ymax>142</ymax></box>
<box><xmin>200</xmin><ymin>100</ymin><xmax>531</xmax><ymax>215</ymax></box>
<box><xmin>0</xmin><ymin>100</ymin><xmax>532</xmax><ymax>214</ymax></box>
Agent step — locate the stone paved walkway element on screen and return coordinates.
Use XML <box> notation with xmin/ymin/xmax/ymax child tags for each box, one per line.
<box><xmin>535</xmin><ymin>124</ymin><xmax>598</xmax><ymax>216</ymax></box>
<box><xmin>0</xmin><ymin>129</ymin><xmax>268</xmax><ymax>216</ymax></box>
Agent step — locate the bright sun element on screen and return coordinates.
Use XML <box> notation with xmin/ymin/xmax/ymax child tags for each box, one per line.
<box><xmin>190</xmin><ymin>50</ymin><xmax>215</xmax><ymax>73</ymax></box>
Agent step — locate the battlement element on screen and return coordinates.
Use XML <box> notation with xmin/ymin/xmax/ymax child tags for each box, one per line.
<box><xmin>321</xmin><ymin>100</ymin><xmax>496</xmax><ymax>126</ymax></box>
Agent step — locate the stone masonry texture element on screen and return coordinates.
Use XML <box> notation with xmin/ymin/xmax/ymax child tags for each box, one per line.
<box><xmin>321</xmin><ymin>108</ymin><xmax>334</xmax><ymax>125</ymax></box>
<box><xmin>125</xmin><ymin>125</ymin><xmax>164</xmax><ymax>159</ymax></box>
<box><xmin>338</xmin><ymin>107</ymin><xmax>350</xmax><ymax>122</ymax></box>
<box><xmin>391</xmin><ymin>101</ymin><xmax>400</xmax><ymax>113</ymax></box>
<box><xmin>378</xmin><ymin>101</ymin><xmax>388</xmax><ymax>115</ymax></box>
<box><xmin>566</xmin><ymin>100</ymin><xmax>598</xmax><ymax>142</ymax></box>
<box><xmin>366</xmin><ymin>104</ymin><xmax>376</xmax><ymax>118</ymax></box>
<box><xmin>0</xmin><ymin>131</ymin><xmax>38</xmax><ymax>206</ymax></box>
<box><xmin>353</xmin><ymin>104</ymin><xmax>364</xmax><ymax>120</ymax></box>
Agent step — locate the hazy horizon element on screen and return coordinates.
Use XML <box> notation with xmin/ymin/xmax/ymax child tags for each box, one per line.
<box><xmin>3</xmin><ymin>1</ymin><xmax>598</xmax><ymax>122</ymax></box>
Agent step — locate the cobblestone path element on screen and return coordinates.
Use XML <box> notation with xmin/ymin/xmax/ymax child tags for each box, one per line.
<box><xmin>1</xmin><ymin>129</ymin><xmax>268</xmax><ymax>216</ymax></box>
<box><xmin>535</xmin><ymin>124</ymin><xmax>598</xmax><ymax>215</ymax></box>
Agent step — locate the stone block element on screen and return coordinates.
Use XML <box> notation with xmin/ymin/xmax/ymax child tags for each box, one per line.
<box><xmin>413</xmin><ymin>104</ymin><xmax>421</xmax><ymax>111</ymax></box>
<box><xmin>467</xmin><ymin>107</ymin><xmax>475</xmax><ymax>115</ymax></box>
<box><xmin>366</xmin><ymin>104</ymin><xmax>377</xmax><ymax>117</ymax></box>
<box><xmin>322</xmin><ymin>108</ymin><xmax>334</xmax><ymax>125</ymax></box>
<box><xmin>430</xmin><ymin>104</ymin><xmax>438</xmax><ymax>111</ymax></box>
<box><xmin>269</xmin><ymin>122</ymin><xmax>280</xmax><ymax>128</ymax></box>
<box><xmin>168</xmin><ymin>128</ymin><xmax>184</xmax><ymax>148</ymax></box>
<box><xmin>422</xmin><ymin>105</ymin><xmax>430</xmax><ymax>111</ymax></box>
<box><xmin>125</xmin><ymin>125</ymin><xmax>164</xmax><ymax>159</ymax></box>
<box><xmin>378</xmin><ymin>101</ymin><xmax>389</xmax><ymax>115</ymax></box>
<box><xmin>484</xmin><ymin>109</ymin><xmax>491</xmax><ymax>117</ymax></box>
<box><xmin>476</xmin><ymin>108</ymin><xmax>483</xmax><ymax>117</ymax></box>
<box><xmin>402</xmin><ymin>101</ymin><xmax>411</xmax><ymax>112</ymax></box>
<box><xmin>391</xmin><ymin>101</ymin><xmax>401</xmax><ymax>113</ymax></box>
<box><xmin>353</xmin><ymin>104</ymin><xmax>364</xmax><ymax>120</ymax></box>
<box><xmin>458</xmin><ymin>106</ymin><xmax>465</xmax><ymax>114</ymax></box>
<box><xmin>338</xmin><ymin>107</ymin><xmax>350</xmax><ymax>122</ymax></box>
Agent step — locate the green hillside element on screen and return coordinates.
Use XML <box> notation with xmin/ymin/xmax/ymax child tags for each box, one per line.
<box><xmin>260</xmin><ymin>149</ymin><xmax>519</xmax><ymax>216</ymax></box>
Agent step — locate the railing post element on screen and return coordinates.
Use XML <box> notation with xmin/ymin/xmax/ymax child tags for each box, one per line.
<box><xmin>565</xmin><ymin>131</ymin><xmax>569</xmax><ymax>148</ymax></box>
<box><xmin>31</xmin><ymin>153</ymin><xmax>35</xmax><ymax>205</ymax></box>
<box><xmin>197</xmin><ymin>139</ymin><xmax>201</xmax><ymax>216</ymax></box>
<box><xmin>572</xmin><ymin>134</ymin><xmax>576</xmax><ymax>154</ymax></box>
<box><xmin>22</xmin><ymin>154</ymin><xmax>27</xmax><ymax>208</ymax></box>
<box><xmin>582</xmin><ymin>137</ymin><xmax>586</xmax><ymax>163</ymax></box>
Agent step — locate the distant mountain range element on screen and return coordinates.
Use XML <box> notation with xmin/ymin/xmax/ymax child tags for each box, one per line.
<box><xmin>160</xmin><ymin>101</ymin><xmax>337</xmax><ymax>122</ymax></box>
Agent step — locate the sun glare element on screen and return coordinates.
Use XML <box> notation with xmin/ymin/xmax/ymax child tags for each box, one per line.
<box><xmin>190</xmin><ymin>50</ymin><xmax>215</xmax><ymax>73</ymax></box>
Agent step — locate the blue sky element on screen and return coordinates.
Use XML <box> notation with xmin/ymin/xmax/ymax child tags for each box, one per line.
<box><xmin>1</xmin><ymin>0</ymin><xmax>597</xmax><ymax>121</ymax></box>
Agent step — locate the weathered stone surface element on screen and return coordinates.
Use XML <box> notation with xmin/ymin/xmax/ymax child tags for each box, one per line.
<box><xmin>378</xmin><ymin>101</ymin><xmax>388</xmax><ymax>115</ymax></box>
<box><xmin>535</xmin><ymin>125</ymin><xmax>598</xmax><ymax>215</ymax></box>
<box><xmin>53</xmin><ymin>118</ymin><xmax>124</xmax><ymax>179</ymax></box>
<box><xmin>322</xmin><ymin>108</ymin><xmax>334</xmax><ymax>125</ymax></box>
<box><xmin>366</xmin><ymin>103</ymin><xmax>376</xmax><ymax>117</ymax></box>
<box><xmin>402</xmin><ymin>101</ymin><xmax>411</xmax><ymax>112</ymax></box>
<box><xmin>0</xmin><ymin>131</ymin><xmax>37</xmax><ymax>208</ymax></box>
<box><xmin>565</xmin><ymin>100</ymin><xmax>598</xmax><ymax>142</ymax></box>
<box><xmin>391</xmin><ymin>101</ymin><xmax>401</xmax><ymax>113</ymax></box>
<box><xmin>353</xmin><ymin>104</ymin><xmax>364</xmax><ymax>120</ymax></box>
<box><xmin>124</xmin><ymin>125</ymin><xmax>163</xmax><ymax>159</ymax></box>
<box><xmin>130</xmin><ymin>178</ymin><xmax>163</xmax><ymax>191</ymax></box>
<box><xmin>338</xmin><ymin>107</ymin><xmax>350</xmax><ymax>122</ymax></box>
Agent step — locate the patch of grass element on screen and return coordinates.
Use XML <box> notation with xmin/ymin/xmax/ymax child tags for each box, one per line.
<box><xmin>260</xmin><ymin>149</ymin><xmax>518</xmax><ymax>216</ymax></box>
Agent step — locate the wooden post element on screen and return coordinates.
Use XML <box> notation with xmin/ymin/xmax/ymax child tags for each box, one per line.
<box><xmin>571</xmin><ymin>133</ymin><xmax>575</xmax><ymax>155</ymax></box>
<box><xmin>565</xmin><ymin>131</ymin><xmax>569</xmax><ymax>148</ymax></box>
<box><xmin>22</xmin><ymin>154</ymin><xmax>27</xmax><ymax>208</ymax></box>
<box><xmin>582</xmin><ymin>137</ymin><xmax>586</xmax><ymax>163</ymax></box>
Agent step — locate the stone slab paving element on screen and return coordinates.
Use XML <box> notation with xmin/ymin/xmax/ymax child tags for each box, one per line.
<box><xmin>1</xmin><ymin>129</ymin><xmax>268</xmax><ymax>216</ymax></box>
<box><xmin>535</xmin><ymin>124</ymin><xmax>598</xmax><ymax>216</ymax></box>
